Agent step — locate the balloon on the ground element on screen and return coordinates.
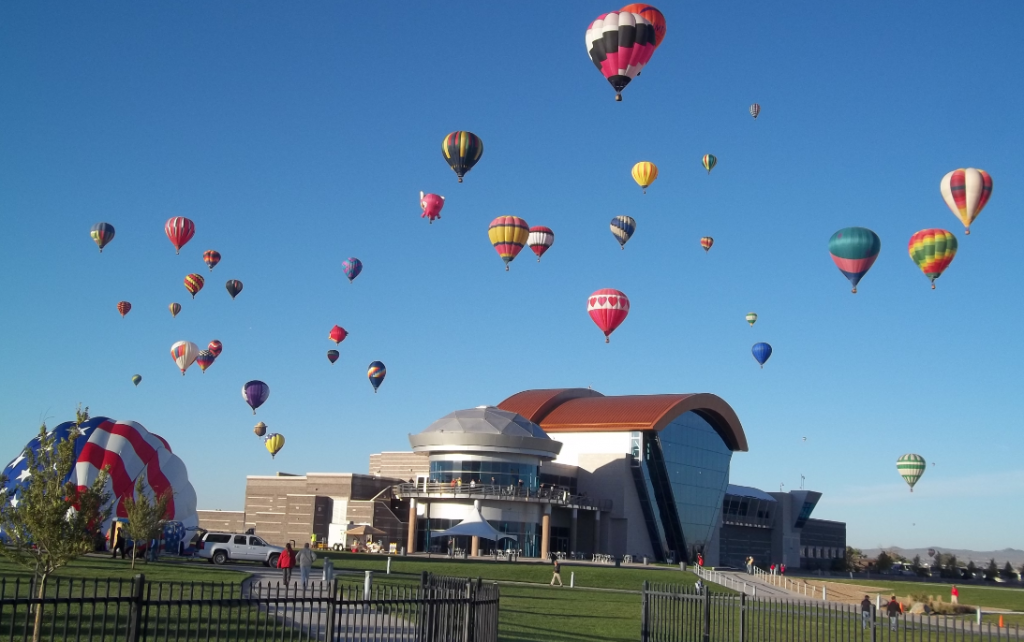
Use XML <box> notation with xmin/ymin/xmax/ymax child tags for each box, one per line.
<box><xmin>329</xmin><ymin>325</ymin><xmax>348</xmax><ymax>344</ymax></box>
<box><xmin>620</xmin><ymin>4</ymin><xmax>666</xmax><ymax>48</ymax></box>
<box><xmin>342</xmin><ymin>258</ymin><xmax>362</xmax><ymax>283</ymax></box>
<box><xmin>117</xmin><ymin>301</ymin><xmax>131</xmax><ymax>318</ymax></box>
<box><xmin>242</xmin><ymin>380</ymin><xmax>270</xmax><ymax>414</ymax></box>
<box><xmin>631</xmin><ymin>161</ymin><xmax>658</xmax><ymax>194</ymax></box>
<box><xmin>420</xmin><ymin>192</ymin><xmax>445</xmax><ymax>224</ymax></box>
<box><xmin>265</xmin><ymin>433</ymin><xmax>285</xmax><ymax>458</ymax></box>
<box><xmin>0</xmin><ymin>417</ymin><xmax>199</xmax><ymax>533</ymax></box>
<box><xmin>527</xmin><ymin>226</ymin><xmax>555</xmax><ymax>262</ymax></box>
<box><xmin>196</xmin><ymin>350</ymin><xmax>216</xmax><ymax>373</ymax></box>
<box><xmin>909</xmin><ymin>229</ymin><xmax>957</xmax><ymax>289</ymax></box>
<box><xmin>90</xmin><ymin>223</ymin><xmax>115</xmax><ymax>253</ymax></box>
<box><xmin>169</xmin><ymin>302</ymin><xmax>181</xmax><ymax>318</ymax></box>
<box><xmin>588</xmin><ymin>289</ymin><xmax>630</xmax><ymax>343</ymax></box>
<box><xmin>253</xmin><ymin>422</ymin><xmax>267</xmax><ymax>438</ymax></box>
<box><xmin>208</xmin><ymin>340</ymin><xmax>223</xmax><ymax>358</ymax></box>
<box><xmin>745</xmin><ymin>313</ymin><xmax>757</xmax><ymax>327</ymax></box>
<box><xmin>897</xmin><ymin>453</ymin><xmax>926</xmax><ymax>492</ymax></box>
<box><xmin>165</xmin><ymin>217</ymin><xmax>195</xmax><ymax>255</ymax></box>
<box><xmin>750</xmin><ymin>104</ymin><xmax>760</xmax><ymax>119</ymax></box>
<box><xmin>368</xmin><ymin>361</ymin><xmax>386</xmax><ymax>393</ymax></box>
<box><xmin>702</xmin><ymin>154</ymin><xmax>717</xmax><ymax>174</ymax></box>
<box><xmin>752</xmin><ymin>342</ymin><xmax>772</xmax><ymax>368</ymax></box>
<box><xmin>586</xmin><ymin>11</ymin><xmax>658</xmax><ymax>101</ymax></box>
<box><xmin>828</xmin><ymin>227</ymin><xmax>881</xmax><ymax>294</ymax></box>
<box><xmin>225</xmin><ymin>280</ymin><xmax>243</xmax><ymax>299</ymax></box>
<box><xmin>170</xmin><ymin>341</ymin><xmax>200</xmax><ymax>375</ymax></box>
<box><xmin>131</xmin><ymin>374</ymin><xmax>142</xmax><ymax>387</ymax></box>
<box><xmin>940</xmin><ymin>168</ymin><xmax>992</xmax><ymax>235</ymax></box>
<box><xmin>488</xmin><ymin>216</ymin><xmax>530</xmax><ymax>271</ymax></box>
<box><xmin>327</xmin><ymin>350</ymin><xmax>339</xmax><ymax>364</ymax></box>
<box><xmin>610</xmin><ymin>216</ymin><xmax>636</xmax><ymax>249</ymax></box>
<box><xmin>184</xmin><ymin>273</ymin><xmax>204</xmax><ymax>299</ymax></box>
<box><xmin>700</xmin><ymin>237</ymin><xmax>714</xmax><ymax>253</ymax></box>
<box><xmin>203</xmin><ymin>250</ymin><xmax>221</xmax><ymax>271</ymax></box>
<box><xmin>442</xmin><ymin>131</ymin><xmax>483</xmax><ymax>183</ymax></box>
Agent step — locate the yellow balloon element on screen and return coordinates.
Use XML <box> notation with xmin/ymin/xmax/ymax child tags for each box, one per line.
<box><xmin>265</xmin><ymin>433</ymin><xmax>285</xmax><ymax>458</ymax></box>
<box><xmin>631</xmin><ymin>161</ymin><xmax>658</xmax><ymax>194</ymax></box>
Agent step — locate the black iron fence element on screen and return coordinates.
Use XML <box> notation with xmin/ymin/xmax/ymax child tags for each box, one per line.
<box><xmin>641</xmin><ymin>581</ymin><xmax>1023</xmax><ymax>642</ymax></box>
<box><xmin>0</xmin><ymin>573</ymin><xmax>499</xmax><ymax>642</ymax></box>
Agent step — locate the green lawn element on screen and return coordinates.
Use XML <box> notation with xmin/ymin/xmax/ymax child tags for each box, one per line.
<box><xmin>0</xmin><ymin>554</ymin><xmax>250</xmax><ymax>584</ymax></box>
<box><xmin>823</xmin><ymin>578</ymin><xmax>1024</xmax><ymax>612</ymax></box>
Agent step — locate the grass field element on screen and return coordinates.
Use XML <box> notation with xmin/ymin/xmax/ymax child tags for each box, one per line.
<box><xmin>0</xmin><ymin>554</ymin><xmax>250</xmax><ymax>584</ymax></box>
<box><xmin>819</xmin><ymin>577</ymin><xmax>1024</xmax><ymax>612</ymax></box>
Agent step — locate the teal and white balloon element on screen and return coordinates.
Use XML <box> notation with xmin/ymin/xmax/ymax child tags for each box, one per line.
<box><xmin>897</xmin><ymin>454</ymin><xmax>926</xmax><ymax>492</ymax></box>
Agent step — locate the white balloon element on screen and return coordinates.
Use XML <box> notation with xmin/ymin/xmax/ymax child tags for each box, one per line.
<box><xmin>170</xmin><ymin>340</ymin><xmax>200</xmax><ymax>375</ymax></box>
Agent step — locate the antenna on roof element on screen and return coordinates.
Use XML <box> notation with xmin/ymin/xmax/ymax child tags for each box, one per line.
<box><xmin>800</xmin><ymin>474</ymin><xmax>805</xmax><ymax>489</ymax></box>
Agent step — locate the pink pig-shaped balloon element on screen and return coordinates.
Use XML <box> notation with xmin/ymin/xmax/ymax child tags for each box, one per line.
<box><xmin>420</xmin><ymin>191</ymin><xmax>445</xmax><ymax>224</ymax></box>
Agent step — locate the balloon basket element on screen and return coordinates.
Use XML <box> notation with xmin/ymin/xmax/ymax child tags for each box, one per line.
<box><xmin>457</xmin><ymin>177</ymin><xmax>463</xmax><ymax>183</ymax></box>
<box><xmin>252</xmin><ymin>410</ymin><xmax>256</xmax><ymax>415</ymax></box>
<box><xmin>852</xmin><ymin>288</ymin><xmax>857</xmax><ymax>294</ymax></box>
<box><xmin>605</xmin><ymin>337</ymin><xmax>610</xmax><ymax>344</ymax></box>
<box><xmin>505</xmin><ymin>265</ymin><xmax>509</xmax><ymax>272</ymax></box>
<box><xmin>931</xmin><ymin>284</ymin><xmax>936</xmax><ymax>290</ymax></box>
<box><xmin>965</xmin><ymin>229</ymin><xmax>970</xmax><ymax>235</ymax></box>
<box><xmin>615</xmin><ymin>94</ymin><xmax>622</xmax><ymax>102</ymax></box>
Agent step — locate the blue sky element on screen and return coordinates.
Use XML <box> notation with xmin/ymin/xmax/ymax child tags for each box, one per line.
<box><xmin>2</xmin><ymin>2</ymin><xmax>1022</xmax><ymax>550</ymax></box>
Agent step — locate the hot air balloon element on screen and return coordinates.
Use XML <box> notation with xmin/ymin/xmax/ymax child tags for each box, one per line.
<box><xmin>184</xmin><ymin>273</ymin><xmax>204</xmax><ymax>299</ymax></box>
<box><xmin>165</xmin><ymin>217</ymin><xmax>195</xmax><ymax>255</ymax></box>
<box><xmin>420</xmin><ymin>192</ymin><xmax>445</xmax><ymax>223</ymax></box>
<box><xmin>620</xmin><ymin>4</ymin><xmax>666</xmax><ymax>48</ymax></box>
<box><xmin>90</xmin><ymin>223</ymin><xmax>115</xmax><ymax>253</ymax></box>
<box><xmin>170</xmin><ymin>341</ymin><xmax>200</xmax><ymax>376</ymax></box>
<box><xmin>702</xmin><ymin>154</ymin><xmax>717</xmax><ymax>174</ymax></box>
<box><xmin>327</xmin><ymin>350</ymin><xmax>340</xmax><ymax>364</ymax></box>
<box><xmin>196</xmin><ymin>350</ymin><xmax>216</xmax><ymax>373</ymax></box>
<box><xmin>610</xmin><ymin>216</ymin><xmax>636</xmax><ymax>249</ymax></box>
<box><xmin>897</xmin><ymin>454</ymin><xmax>926</xmax><ymax>492</ymax></box>
<box><xmin>752</xmin><ymin>342</ymin><xmax>772</xmax><ymax>368</ymax></box>
<box><xmin>745</xmin><ymin>313</ymin><xmax>757</xmax><ymax>327</ymax></box>
<box><xmin>208</xmin><ymin>340</ymin><xmax>223</xmax><ymax>358</ymax></box>
<box><xmin>342</xmin><ymin>258</ymin><xmax>363</xmax><ymax>283</ymax></box>
<box><xmin>242</xmin><ymin>380</ymin><xmax>270</xmax><ymax>414</ymax></box>
<box><xmin>940</xmin><ymin>168</ymin><xmax>992</xmax><ymax>235</ymax></box>
<box><xmin>585</xmin><ymin>11</ymin><xmax>658</xmax><ymax>101</ymax></box>
<box><xmin>488</xmin><ymin>216</ymin><xmax>530</xmax><ymax>270</ymax></box>
<box><xmin>588</xmin><ymin>289</ymin><xmax>630</xmax><ymax>343</ymax></box>
<box><xmin>329</xmin><ymin>325</ymin><xmax>348</xmax><ymax>344</ymax></box>
<box><xmin>368</xmin><ymin>361</ymin><xmax>386</xmax><ymax>393</ymax></box>
<box><xmin>265</xmin><ymin>433</ymin><xmax>285</xmax><ymax>458</ymax></box>
<box><xmin>749</xmin><ymin>103</ymin><xmax>760</xmax><ymax>119</ymax></box>
<box><xmin>527</xmin><ymin>226</ymin><xmax>555</xmax><ymax>262</ymax></box>
<box><xmin>169</xmin><ymin>302</ymin><xmax>181</xmax><ymax>318</ymax></box>
<box><xmin>909</xmin><ymin>229</ymin><xmax>957</xmax><ymax>289</ymax></box>
<box><xmin>117</xmin><ymin>301</ymin><xmax>131</xmax><ymax>318</ymax></box>
<box><xmin>700</xmin><ymin>237</ymin><xmax>714</xmax><ymax>253</ymax></box>
<box><xmin>254</xmin><ymin>422</ymin><xmax>267</xmax><ymax>437</ymax></box>
<box><xmin>225</xmin><ymin>280</ymin><xmax>243</xmax><ymax>299</ymax></box>
<box><xmin>203</xmin><ymin>250</ymin><xmax>221</xmax><ymax>271</ymax></box>
<box><xmin>132</xmin><ymin>374</ymin><xmax>142</xmax><ymax>387</ymax></box>
<box><xmin>828</xmin><ymin>227</ymin><xmax>881</xmax><ymax>294</ymax></box>
<box><xmin>442</xmin><ymin>131</ymin><xmax>483</xmax><ymax>183</ymax></box>
<box><xmin>631</xmin><ymin>161</ymin><xmax>658</xmax><ymax>194</ymax></box>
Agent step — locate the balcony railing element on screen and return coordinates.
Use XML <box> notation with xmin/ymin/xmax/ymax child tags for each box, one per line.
<box><xmin>393</xmin><ymin>483</ymin><xmax>612</xmax><ymax>512</ymax></box>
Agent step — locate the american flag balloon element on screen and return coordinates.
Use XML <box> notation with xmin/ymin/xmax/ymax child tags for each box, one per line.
<box><xmin>1</xmin><ymin>417</ymin><xmax>199</xmax><ymax>540</ymax></box>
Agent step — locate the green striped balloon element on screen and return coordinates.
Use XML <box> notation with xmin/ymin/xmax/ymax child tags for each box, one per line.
<box><xmin>896</xmin><ymin>453</ymin><xmax>926</xmax><ymax>492</ymax></box>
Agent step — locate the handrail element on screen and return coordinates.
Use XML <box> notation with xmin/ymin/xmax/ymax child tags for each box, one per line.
<box><xmin>394</xmin><ymin>482</ymin><xmax>613</xmax><ymax>511</ymax></box>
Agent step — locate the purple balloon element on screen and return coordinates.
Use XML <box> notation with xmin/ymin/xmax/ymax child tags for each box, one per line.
<box><xmin>242</xmin><ymin>380</ymin><xmax>270</xmax><ymax>415</ymax></box>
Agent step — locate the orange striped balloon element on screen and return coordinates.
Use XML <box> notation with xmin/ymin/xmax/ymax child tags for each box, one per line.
<box><xmin>117</xmin><ymin>301</ymin><xmax>131</xmax><ymax>317</ymax></box>
<box><xmin>700</xmin><ymin>237</ymin><xmax>714</xmax><ymax>253</ymax></box>
<box><xmin>184</xmin><ymin>273</ymin><xmax>205</xmax><ymax>299</ymax></box>
<box><xmin>908</xmin><ymin>229</ymin><xmax>957</xmax><ymax>289</ymax></box>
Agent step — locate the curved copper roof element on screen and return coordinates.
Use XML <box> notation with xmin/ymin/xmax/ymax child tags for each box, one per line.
<box><xmin>497</xmin><ymin>388</ymin><xmax>748</xmax><ymax>452</ymax></box>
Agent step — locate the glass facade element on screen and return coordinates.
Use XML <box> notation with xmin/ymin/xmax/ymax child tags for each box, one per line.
<box><xmin>429</xmin><ymin>460</ymin><xmax>539</xmax><ymax>489</ymax></box>
<box><xmin>415</xmin><ymin>518</ymin><xmax>539</xmax><ymax>557</ymax></box>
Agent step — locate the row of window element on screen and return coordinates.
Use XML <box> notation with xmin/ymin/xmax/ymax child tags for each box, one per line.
<box><xmin>802</xmin><ymin>546</ymin><xmax>841</xmax><ymax>559</ymax></box>
<box><xmin>428</xmin><ymin>461</ymin><xmax>540</xmax><ymax>489</ymax></box>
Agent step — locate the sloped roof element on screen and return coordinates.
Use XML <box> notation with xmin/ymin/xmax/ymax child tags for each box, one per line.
<box><xmin>498</xmin><ymin>388</ymin><xmax>748</xmax><ymax>452</ymax></box>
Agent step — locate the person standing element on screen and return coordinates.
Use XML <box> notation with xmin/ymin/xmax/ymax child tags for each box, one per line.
<box><xmin>295</xmin><ymin>543</ymin><xmax>317</xmax><ymax>588</ymax></box>
<box><xmin>861</xmin><ymin>595</ymin><xmax>872</xmax><ymax>630</ymax></box>
<box><xmin>780</xmin><ymin>563</ymin><xmax>786</xmax><ymax>576</ymax></box>
<box><xmin>697</xmin><ymin>553</ymin><xmax>704</xmax><ymax>569</ymax></box>
<box><xmin>278</xmin><ymin>543</ymin><xmax>295</xmax><ymax>585</ymax></box>
<box><xmin>551</xmin><ymin>559</ymin><xmax>563</xmax><ymax>586</ymax></box>
<box><xmin>951</xmin><ymin>585</ymin><xmax>959</xmax><ymax>605</ymax></box>
<box><xmin>770</xmin><ymin>563</ymin><xmax>777</xmax><ymax>575</ymax></box>
<box><xmin>886</xmin><ymin>596</ymin><xmax>902</xmax><ymax>631</ymax></box>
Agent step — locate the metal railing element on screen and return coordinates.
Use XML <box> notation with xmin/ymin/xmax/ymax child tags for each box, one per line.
<box><xmin>0</xmin><ymin>573</ymin><xmax>499</xmax><ymax>642</ymax></box>
<box><xmin>395</xmin><ymin>483</ymin><xmax>612</xmax><ymax>511</ymax></box>
<box><xmin>641</xmin><ymin>580</ymin><xmax>1023</xmax><ymax>642</ymax></box>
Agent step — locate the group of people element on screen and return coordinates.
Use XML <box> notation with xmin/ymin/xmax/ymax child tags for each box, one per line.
<box><xmin>276</xmin><ymin>542</ymin><xmax>319</xmax><ymax>587</ymax></box>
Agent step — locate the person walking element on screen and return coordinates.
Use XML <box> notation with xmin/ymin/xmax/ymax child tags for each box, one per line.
<box><xmin>886</xmin><ymin>596</ymin><xmax>902</xmax><ymax>631</ymax></box>
<box><xmin>277</xmin><ymin>543</ymin><xmax>295</xmax><ymax>585</ymax></box>
<box><xmin>295</xmin><ymin>543</ymin><xmax>317</xmax><ymax>588</ymax></box>
<box><xmin>770</xmin><ymin>563</ymin><xmax>777</xmax><ymax>575</ymax></box>
<box><xmin>861</xmin><ymin>595</ymin><xmax>872</xmax><ymax>630</ymax></box>
<box><xmin>951</xmin><ymin>585</ymin><xmax>959</xmax><ymax>605</ymax></box>
<box><xmin>111</xmin><ymin>529</ymin><xmax>126</xmax><ymax>559</ymax></box>
<box><xmin>550</xmin><ymin>559</ymin><xmax>564</xmax><ymax>586</ymax></box>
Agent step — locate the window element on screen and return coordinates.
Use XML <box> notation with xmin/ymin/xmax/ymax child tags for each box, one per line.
<box><xmin>250</xmin><ymin>537</ymin><xmax>265</xmax><ymax>546</ymax></box>
<box><xmin>205</xmin><ymin>534</ymin><xmax>231</xmax><ymax>544</ymax></box>
<box><xmin>234</xmin><ymin>535</ymin><xmax>247</xmax><ymax>545</ymax></box>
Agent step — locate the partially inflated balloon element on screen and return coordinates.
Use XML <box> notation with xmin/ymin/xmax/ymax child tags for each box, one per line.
<box><xmin>242</xmin><ymin>380</ymin><xmax>270</xmax><ymax>414</ymax></box>
<box><xmin>897</xmin><ymin>453</ymin><xmax>926</xmax><ymax>492</ymax></box>
<box><xmin>752</xmin><ymin>342</ymin><xmax>772</xmax><ymax>368</ymax></box>
<box><xmin>165</xmin><ymin>217</ymin><xmax>195</xmax><ymax>255</ymax></box>
<box><xmin>225</xmin><ymin>280</ymin><xmax>243</xmax><ymax>299</ymax></box>
<box><xmin>702</xmin><ymin>154</ymin><xmax>717</xmax><ymax>174</ymax></box>
<box><xmin>631</xmin><ymin>162</ymin><xmax>658</xmax><ymax>194</ymax></box>
<box><xmin>265</xmin><ymin>433</ymin><xmax>285</xmax><ymax>458</ymax></box>
<box><xmin>254</xmin><ymin>422</ymin><xmax>267</xmax><ymax>438</ymax></box>
<box><xmin>132</xmin><ymin>375</ymin><xmax>142</xmax><ymax>387</ymax></box>
<box><xmin>442</xmin><ymin>132</ymin><xmax>483</xmax><ymax>183</ymax></box>
<box><xmin>208</xmin><ymin>340</ymin><xmax>223</xmax><ymax>358</ymax></box>
<box><xmin>203</xmin><ymin>250</ymin><xmax>221</xmax><ymax>271</ymax></box>
<box><xmin>828</xmin><ymin>227</ymin><xmax>881</xmax><ymax>293</ymax></box>
<box><xmin>610</xmin><ymin>216</ymin><xmax>636</xmax><ymax>249</ymax></box>
<box><xmin>342</xmin><ymin>258</ymin><xmax>362</xmax><ymax>283</ymax></box>
<box><xmin>527</xmin><ymin>226</ymin><xmax>554</xmax><ymax>262</ymax></box>
<box><xmin>745</xmin><ymin>313</ymin><xmax>757</xmax><ymax>327</ymax></box>
<box><xmin>620</xmin><ymin>4</ymin><xmax>666</xmax><ymax>48</ymax></box>
<box><xmin>588</xmin><ymin>289</ymin><xmax>630</xmax><ymax>343</ymax></box>
<box><xmin>170</xmin><ymin>341</ymin><xmax>200</xmax><ymax>376</ymax></box>
<box><xmin>117</xmin><ymin>301</ymin><xmax>131</xmax><ymax>318</ymax></box>
<box><xmin>749</xmin><ymin>104</ymin><xmax>760</xmax><ymax>119</ymax></box>
<box><xmin>700</xmin><ymin>237</ymin><xmax>714</xmax><ymax>253</ymax></box>
<box><xmin>368</xmin><ymin>361</ymin><xmax>386</xmax><ymax>393</ymax></box>
<box><xmin>327</xmin><ymin>350</ymin><xmax>339</xmax><ymax>364</ymax></box>
<box><xmin>329</xmin><ymin>325</ymin><xmax>348</xmax><ymax>344</ymax></box>
<box><xmin>908</xmin><ymin>229</ymin><xmax>957</xmax><ymax>289</ymax></box>
<box><xmin>488</xmin><ymin>216</ymin><xmax>530</xmax><ymax>271</ymax></box>
<box><xmin>90</xmin><ymin>223</ymin><xmax>115</xmax><ymax>253</ymax></box>
<box><xmin>586</xmin><ymin>11</ymin><xmax>658</xmax><ymax>101</ymax></box>
<box><xmin>169</xmin><ymin>303</ymin><xmax>181</xmax><ymax>318</ymax></box>
<box><xmin>184</xmin><ymin>274</ymin><xmax>204</xmax><ymax>299</ymax></box>
<box><xmin>420</xmin><ymin>192</ymin><xmax>445</xmax><ymax>224</ymax></box>
<box><xmin>940</xmin><ymin>168</ymin><xmax>992</xmax><ymax>235</ymax></box>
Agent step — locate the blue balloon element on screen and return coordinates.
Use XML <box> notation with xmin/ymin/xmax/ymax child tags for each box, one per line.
<box><xmin>342</xmin><ymin>258</ymin><xmax>363</xmax><ymax>283</ymax></box>
<box><xmin>752</xmin><ymin>342</ymin><xmax>773</xmax><ymax>368</ymax></box>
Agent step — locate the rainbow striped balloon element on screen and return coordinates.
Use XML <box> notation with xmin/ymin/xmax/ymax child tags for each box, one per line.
<box><xmin>487</xmin><ymin>216</ymin><xmax>530</xmax><ymax>271</ymax></box>
<box><xmin>908</xmin><ymin>229</ymin><xmax>957</xmax><ymax>289</ymax></box>
<box><xmin>702</xmin><ymin>154</ymin><xmax>717</xmax><ymax>174</ymax></box>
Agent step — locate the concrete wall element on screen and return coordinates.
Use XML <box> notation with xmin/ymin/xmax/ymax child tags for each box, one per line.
<box><xmin>369</xmin><ymin>452</ymin><xmax>430</xmax><ymax>481</ymax></box>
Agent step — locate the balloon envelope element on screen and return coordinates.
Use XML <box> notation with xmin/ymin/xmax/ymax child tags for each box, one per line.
<box><xmin>90</xmin><ymin>222</ymin><xmax>115</xmax><ymax>253</ymax></box>
<box><xmin>165</xmin><ymin>217</ymin><xmax>195</xmax><ymax>255</ymax></box>
<box><xmin>527</xmin><ymin>226</ymin><xmax>555</xmax><ymax>261</ymax></box>
<box><xmin>242</xmin><ymin>380</ymin><xmax>270</xmax><ymax>414</ymax></box>
<box><xmin>897</xmin><ymin>453</ymin><xmax>926</xmax><ymax>492</ymax></box>
<box><xmin>184</xmin><ymin>274</ymin><xmax>204</xmax><ymax>299</ymax></box>
<box><xmin>620</xmin><ymin>4</ymin><xmax>666</xmax><ymax>47</ymax></box>
<box><xmin>420</xmin><ymin>192</ymin><xmax>445</xmax><ymax>223</ymax></box>
<box><xmin>131</xmin><ymin>374</ymin><xmax>142</xmax><ymax>387</ymax></box>
<box><xmin>225</xmin><ymin>280</ymin><xmax>243</xmax><ymax>299</ymax></box>
<box><xmin>265</xmin><ymin>433</ymin><xmax>285</xmax><ymax>458</ymax></box>
<box><xmin>117</xmin><ymin>301</ymin><xmax>131</xmax><ymax>317</ymax></box>
<box><xmin>208</xmin><ymin>340</ymin><xmax>223</xmax><ymax>358</ymax></box>
<box><xmin>368</xmin><ymin>361</ymin><xmax>386</xmax><ymax>392</ymax></box>
<box><xmin>700</xmin><ymin>237</ymin><xmax>714</xmax><ymax>253</ymax></box>
<box><xmin>909</xmin><ymin>229</ymin><xmax>957</xmax><ymax>288</ymax></box>
<box><xmin>329</xmin><ymin>325</ymin><xmax>348</xmax><ymax>344</ymax></box>
<box><xmin>342</xmin><ymin>258</ymin><xmax>363</xmax><ymax>283</ymax></box>
<box><xmin>442</xmin><ymin>131</ymin><xmax>483</xmax><ymax>182</ymax></box>
<box><xmin>203</xmin><ymin>250</ymin><xmax>221</xmax><ymax>271</ymax></box>
<box><xmin>327</xmin><ymin>350</ymin><xmax>340</xmax><ymax>364</ymax></box>
<box><xmin>196</xmin><ymin>350</ymin><xmax>216</xmax><ymax>373</ymax></box>
<box><xmin>610</xmin><ymin>216</ymin><xmax>636</xmax><ymax>249</ymax></box>
<box><xmin>586</xmin><ymin>11</ymin><xmax>658</xmax><ymax>101</ymax></box>
<box><xmin>169</xmin><ymin>303</ymin><xmax>181</xmax><ymax>318</ymax></box>
<box><xmin>752</xmin><ymin>342</ymin><xmax>772</xmax><ymax>368</ymax></box>
<box><xmin>702</xmin><ymin>154</ymin><xmax>717</xmax><ymax>174</ymax></box>
<box><xmin>631</xmin><ymin>161</ymin><xmax>658</xmax><ymax>193</ymax></box>
<box><xmin>254</xmin><ymin>422</ymin><xmax>267</xmax><ymax>437</ymax></box>
<box><xmin>828</xmin><ymin>227</ymin><xmax>881</xmax><ymax>293</ymax></box>
<box><xmin>745</xmin><ymin>313</ymin><xmax>757</xmax><ymax>327</ymax></box>
<box><xmin>170</xmin><ymin>341</ymin><xmax>200</xmax><ymax>375</ymax></box>
<box><xmin>940</xmin><ymin>168</ymin><xmax>992</xmax><ymax>234</ymax></box>
<box><xmin>588</xmin><ymin>289</ymin><xmax>630</xmax><ymax>343</ymax></box>
<box><xmin>749</xmin><ymin>103</ymin><xmax>760</xmax><ymax>119</ymax></box>
<box><xmin>488</xmin><ymin>216</ymin><xmax>530</xmax><ymax>270</ymax></box>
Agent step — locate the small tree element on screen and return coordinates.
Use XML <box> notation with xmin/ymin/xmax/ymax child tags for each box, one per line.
<box><xmin>1001</xmin><ymin>561</ymin><xmax>1016</xmax><ymax>581</ymax></box>
<box><xmin>844</xmin><ymin>546</ymin><xmax>863</xmax><ymax>571</ymax></box>
<box><xmin>966</xmin><ymin>560</ymin><xmax>978</xmax><ymax>578</ymax></box>
<box><xmin>0</xmin><ymin>407</ymin><xmax>111</xmax><ymax>642</ymax></box>
<box><xmin>941</xmin><ymin>554</ymin><xmax>959</xmax><ymax>578</ymax></box>
<box><xmin>984</xmin><ymin>559</ymin><xmax>998</xmax><ymax>581</ymax></box>
<box><xmin>911</xmin><ymin>554</ymin><xmax>926</xmax><ymax>576</ymax></box>
<box><xmin>121</xmin><ymin>473</ymin><xmax>173</xmax><ymax>569</ymax></box>
<box><xmin>876</xmin><ymin>550</ymin><xmax>894</xmax><ymax>573</ymax></box>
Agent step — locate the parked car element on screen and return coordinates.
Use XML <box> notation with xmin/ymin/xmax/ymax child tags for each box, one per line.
<box><xmin>889</xmin><ymin>563</ymin><xmax>914</xmax><ymax>576</ymax></box>
<box><xmin>195</xmin><ymin>532</ymin><xmax>283</xmax><ymax>566</ymax></box>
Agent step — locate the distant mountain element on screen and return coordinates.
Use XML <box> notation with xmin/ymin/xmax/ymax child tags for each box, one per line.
<box><xmin>860</xmin><ymin>546</ymin><xmax>1024</xmax><ymax>566</ymax></box>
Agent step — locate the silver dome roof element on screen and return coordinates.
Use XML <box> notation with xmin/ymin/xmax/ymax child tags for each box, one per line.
<box><xmin>420</xmin><ymin>407</ymin><xmax>550</xmax><ymax>440</ymax></box>
<box><xmin>409</xmin><ymin>407</ymin><xmax>561</xmax><ymax>459</ymax></box>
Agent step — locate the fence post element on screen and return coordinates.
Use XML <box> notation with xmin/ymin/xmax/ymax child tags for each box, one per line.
<box><xmin>870</xmin><ymin>606</ymin><xmax>877</xmax><ymax>642</ymax></box>
<box><xmin>462</xmin><ymin>581</ymin><xmax>474</xmax><ymax>642</ymax></box>
<box><xmin>823</xmin><ymin>585</ymin><xmax>827</xmax><ymax>601</ymax></box>
<box><xmin>364</xmin><ymin>571</ymin><xmax>374</xmax><ymax>601</ymax></box>
<box><xmin>126</xmin><ymin>574</ymin><xmax>145</xmax><ymax>642</ymax></box>
<box><xmin>701</xmin><ymin>584</ymin><xmax>711</xmax><ymax>642</ymax></box>
<box><xmin>739</xmin><ymin>592</ymin><xmax>746</xmax><ymax>642</ymax></box>
<box><xmin>325</xmin><ymin>577</ymin><xmax>337</xmax><ymax>642</ymax></box>
<box><xmin>640</xmin><ymin>581</ymin><xmax>649</xmax><ymax>642</ymax></box>
<box><xmin>421</xmin><ymin>571</ymin><xmax>429</xmax><ymax>589</ymax></box>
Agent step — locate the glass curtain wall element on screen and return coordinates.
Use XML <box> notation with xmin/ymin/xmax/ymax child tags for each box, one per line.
<box><xmin>429</xmin><ymin>460</ymin><xmax>539</xmax><ymax>489</ymax></box>
<box><xmin>415</xmin><ymin>517</ymin><xmax>539</xmax><ymax>557</ymax></box>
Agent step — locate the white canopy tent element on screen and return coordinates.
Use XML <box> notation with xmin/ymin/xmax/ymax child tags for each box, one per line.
<box><xmin>428</xmin><ymin>504</ymin><xmax>517</xmax><ymax>542</ymax></box>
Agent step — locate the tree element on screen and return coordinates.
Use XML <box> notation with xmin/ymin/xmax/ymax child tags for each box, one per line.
<box><xmin>844</xmin><ymin>546</ymin><xmax>863</xmax><ymax>571</ymax></box>
<box><xmin>966</xmin><ymin>560</ymin><xmax>978</xmax><ymax>579</ymax></box>
<box><xmin>0</xmin><ymin>407</ymin><xmax>111</xmax><ymax>642</ymax></box>
<box><xmin>941</xmin><ymin>554</ymin><xmax>959</xmax><ymax>579</ymax></box>
<box><xmin>984</xmin><ymin>559</ymin><xmax>998</xmax><ymax>581</ymax></box>
<box><xmin>876</xmin><ymin>550</ymin><xmax>894</xmax><ymax>573</ymax></box>
<box><xmin>1001</xmin><ymin>561</ymin><xmax>1016</xmax><ymax>581</ymax></box>
<box><xmin>911</xmin><ymin>554</ymin><xmax>928</xmax><ymax>577</ymax></box>
<box><xmin>121</xmin><ymin>473</ymin><xmax>173</xmax><ymax>569</ymax></box>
